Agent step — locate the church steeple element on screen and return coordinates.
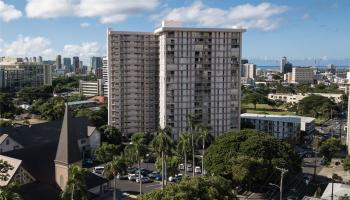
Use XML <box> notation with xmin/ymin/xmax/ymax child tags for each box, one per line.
<box><xmin>54</xmin><ymin>104</ymin><xmax>81</xmax><ymax>190</ymax></box>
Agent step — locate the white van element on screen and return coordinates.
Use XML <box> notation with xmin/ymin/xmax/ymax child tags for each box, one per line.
<box><xmin>93</xmin><ymin>166</ymin><xmax>104</xmax><ymax>175</ymax></box>
<box><xmin>195</xmin><ymin>166</ymin><xmax>201</xmax><ymax>174</ymax></box>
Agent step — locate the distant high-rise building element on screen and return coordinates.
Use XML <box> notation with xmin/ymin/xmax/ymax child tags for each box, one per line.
<box><xmin>155</xmin><ymin>25</ymin><xmax>245</xmax><ymax>138</ymax></box>
<box><xmin>327</xmin><ymin>64</ymin><xmax>336</xmax><ymax>75</ymax></box>
<box><xmin>38</xmin><ymin>56</ymin><xmax>43</xmax><ymax>63</ymax></box>
<box><xmin>280</xmin><ymin>56</ymin><xmax>292</xmax><ymax>74</ymax></box>
<box><xmin>79</xmin><ymin>61</ymin><xmax>83</xmax><ymax>69</ymax></box>
<box><xmin>56</xmin><ymin>55</ymin><xmax>62</xmax><ymax>69</ymax></box>
<box><xmin>91</xmin><ymin>57</ymin><xmax>103</xmax><ymax>78</ymax></box>
<box><xmin>33</xmin><ymin>57</ymin><xmax>37</xmax><ymax>63</ymax></box>
<box><xmin>63</xmin><ymin>57</ymin><xmax>71</xmax><ymax>70</ymax></box>
<box><xmin>242</xmin><ymin>63</ymin><xmax>256</xmax><ymax>79</ymax></box>
<box><xmin>108</xmin><ymin>30</ymin><xmax>159</xmax><ymax>136</ymax></box>
<box><xmin>72</xmin><ymin>57</ymin><xmax>79</xmax><ymax>72</ymax></box>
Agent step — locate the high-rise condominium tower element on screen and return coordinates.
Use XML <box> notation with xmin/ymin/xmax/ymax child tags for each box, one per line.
<box><xmin>72</xmin><ymin>57</ymin><xmax>79</xmax><ymax>72</ymax></box>
<box><xmin>108</xmin><ymin>30</ymin><xmax>159</xmax><ymax>135</ymax></box>
<box><xmin>155</xmin><ymin>26</ymin><xmax>245</xmax><ymax>138</ymax></box>
<box><xmin>107</xmin><ymin>23</ymin><xmax>245</xmax><ymax>138</ymax></box>
<box><xmin>56</xmin><ymin>55</ymin><xmax>62</xmax><ymax>69</ymax></box>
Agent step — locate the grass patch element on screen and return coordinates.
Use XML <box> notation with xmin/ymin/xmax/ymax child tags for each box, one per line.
<box><xmin>243</xmin><ymin>103</ymin><xmax>296</xmax><ymax>115</ymax></box>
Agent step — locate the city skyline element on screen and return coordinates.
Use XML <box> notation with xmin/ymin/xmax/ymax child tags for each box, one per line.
<box><xmin>0</xmin><ymin>0</ymin><xmax>350</xmax><ymax>66</ymax></box>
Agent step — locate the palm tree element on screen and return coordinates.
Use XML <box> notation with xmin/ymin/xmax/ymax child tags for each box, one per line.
<box><xmin>177</xmin><ymin>132</ymin><xmax>191</xmax><ymax>176</ymax></box>
<box><xmin>187</xmin><ymin>114</ymin><xmax>199</xmax><ymax>177</ymax></box>
<box><xmin>104</xmin><ymin>155</ymin><xmax>127</xmax><ymax>200</ymax></box>
<box><xmin>124</xmin><ymin>132</ymin><xmax>147</xmax><ymax>196</ymax></box>
<box><xmin>151</xmin><ymin>127</ymin><xmax>173</xmax><ymax>188</ymax></box>
<box><xmin>0</xmin><ymin>183</ymin><xmax>20</xmax><ymax>200</ymax></box>
<box><xmin>196</xmin><ymin>125</ymin><xmax>209</xmax><ymax>175</ymax></box>
<box><xmin>61</xmin><ymin>165</ymin><xmax>88</xmax><ymax>200</ymax></box>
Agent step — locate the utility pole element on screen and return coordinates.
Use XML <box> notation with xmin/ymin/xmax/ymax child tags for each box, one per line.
<box><xmin>331</xmin><ymin>178</ymin><xmax>334</xmax><ymax>200</ymax></box>
<box><xmin>276</xmin><ymin>167</ymin><xmax>288</xmax><ymax>200</ymax></box>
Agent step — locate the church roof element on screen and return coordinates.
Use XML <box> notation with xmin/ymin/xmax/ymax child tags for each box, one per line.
<box><xmin>54</xmin><ymin>105</ymin><xmax>81</xmax><ymax>165</ymax></box>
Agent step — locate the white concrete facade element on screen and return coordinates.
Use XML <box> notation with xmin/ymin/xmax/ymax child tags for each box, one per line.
<box><xmin>241</xmin><ymin>113</ymin><xmax>315</xmax><ymax>142</ymax></box>
<box><xmin>108</xmin><ymin>30</ymin><xmax>159</xmax><ymax>135</ymax></box>
<box><xmin>291</xmin><ymin>67</ymin><xmax>315</xmax><ymax>84</ymax></box>
<box><xmin>156</xmin><ymin>26</ymin><xmax>245</xmax><ymax>138</ymax></box>
<box><xmin>268</xmin><ymin>93</ymin><xmax>343</xmax><ymax>104</ymax></box>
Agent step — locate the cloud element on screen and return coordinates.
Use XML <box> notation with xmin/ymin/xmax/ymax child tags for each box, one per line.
<box><xmin>0</xmin><ymin>1</ymin><xmax>22</xmax><ymax>22</ymax></box>
<box><xmin>63</xmin><ymin>42</ymin><xmax>103</xmax><ymax>58</ymax></box>
<box><xmin>25</xmin><ymin>0</ymin><xmax>159</xmax><ymax>23</ymax></box>
<box><xmin>302</xmin><ymin>13</ymin><xmax>310</xmax><ymax>20</ymax></box>
<box><xmin>0</xmin><ymin>35</ymin><xmax>55</xmax><ymax>57</ymax></box>
<box><xmin>156</xmin><ymin>1</ymin><xmax>288</xmax><ymax>31</ymax></box>
<box><xmin>80</xmin><ymin>22</ymin><xmax>90</xmax><ymax>28</ymax></box>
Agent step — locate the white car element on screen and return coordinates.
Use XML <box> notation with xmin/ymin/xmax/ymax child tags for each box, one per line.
<box><xmin>136</xmin><ymin>177</ymin><xmax>151</xmax><ymax>183</ymax></box>
<box><xmin>186</xmin><ymin>164</ymin><xmax>193</xmax><ymax>172</ymax></box>
<box><xmin>93</xmin><ymin>166</ymin><xmax>104</xmax><ymax>175</ymax></box>
<box><xmin>128</xmin><ymin>174</ymin><xmax>138</xmax><ymax>181</ymax></box>
<box><xmin>178</xmin><ymin>164</ymin><xmax>184</xmax><ymax>170</ymax></box>
<box><xmin>195</xmin><ymin>166</ymin><xmax>201</xmax><ymax>174</ymax></box>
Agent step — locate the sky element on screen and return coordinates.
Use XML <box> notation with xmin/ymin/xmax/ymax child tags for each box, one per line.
<box><xmin>0</xmin><ymin>0</ymin><xmax>349</xmax><ymax>66</ymax></box>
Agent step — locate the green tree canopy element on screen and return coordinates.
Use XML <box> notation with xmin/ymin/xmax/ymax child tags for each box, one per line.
<box><xmin>242</xmin><ymin>93</ymin><xmax>268</xmax><ymax>109</ymax></box>
<box><xmin>142</xmin><ymin>176</ymin><xmax>237</xmax><ymax>200</ymax></box>
<box><xmin>319</xmin><ymin>137</ymin><xmax>342</xmax><ymax>164</ymax></box>
<box><xmin>95</xmin><ymin>143</ymin><xmax>123</xmax><ymax>163</ymax></box>
<box><xmin>204</xmin><ymin>129</ymin><xmax>301</xmax><ymax>185</ymax></box>
<box><xmin>297</xmin><ymin>95</ymin><xmax>338</xmax><ymax>119</ymax></box>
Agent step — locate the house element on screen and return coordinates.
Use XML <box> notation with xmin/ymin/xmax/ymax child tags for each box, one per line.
<box><xmin>0</xmin><ymin>134</ymin><xmax>23</xmax><ymax>153</ymax></box>
<box><xmin>0</xmin><ymin>105</ymin><xmax>108</xmax><ymax>200</ymax></box>
<box><xmin>0</xmin><ymin>117</ymin><xmax>100</xmax><ymax>157</ymax></box>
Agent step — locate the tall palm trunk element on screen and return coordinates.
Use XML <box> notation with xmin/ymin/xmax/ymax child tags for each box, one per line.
<box><xmin>164</xmin><ymin>154</ymin><xmax>168</xmax><ymax>186</ymax></box>
<box><xmin>71</xmin><ymin>184</ymin><xmax>74</xmax><ymax>200</ymax></box>
<box><xmin>161</xmin><ymin>151</ymin><xmax>164</xmax><ymax>189</ymax></box>
<box><xmin>192</xmin><ymin>132</ymin><xmax>195</xmax><ymax>177</ymax></box>
<box><xmin>184</xmin><ymin>152</ymin><xmax>187</xmax><ymax>176</ymax></box>
<box><xmin>113</xmin><ymin>173</ymin><xmax>117</xmax><ymax>200</ymax></box>
<box><xmin>202</xmin><ymin>136</ymin><xmax>205</xmax><ymax>175</ymax></box>
<box><xmin>138</xmin><ymin>160</ymin><xmax>142</xmax><ymax>196</ymax></box>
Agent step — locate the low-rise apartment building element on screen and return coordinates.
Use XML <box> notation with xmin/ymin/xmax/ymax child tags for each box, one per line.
<box><xmin>241</xmin><ymin>113</ymin><xmax>315</xmax><ymax>143</ymax></box>
<box><xmin>79</xmin><ymin>79</ymin><xmax>104</xmax><ymax>97</ymax></box>
<box><xmin>291</xmin><ymin>67</ymin><xmax>315</xmax><ymax>84</ymax></box>
<box><xmin>0</xmin><ymin>57</ymin><xmax>52</xmax><ymax>90</ymax></box>
<box><xmin>268</xmin><ymin>93</ymin><xmax>343</xmax><ymax>104</ymax></box>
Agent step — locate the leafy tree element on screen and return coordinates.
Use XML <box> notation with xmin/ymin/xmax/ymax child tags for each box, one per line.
<box><xmin>67</xmin><ymin>94</ymin><xmax>86</xmax><ymax>102</ymax></box>
<box><xmin>187</xmin><ymin>114</ymin><xmax>201</xmax><ymax>177</ymax></box>
<box><xmin>99</xmin><ymin>125</ymin><xmax>122</xmax><ymax>145</ymax></box>
<box><xmin>95</xmin><ymin>143</ymin><xmax>122</xmax><ymax>163</ymax></box>
<box><xmin>319</xmin><ymin>137</ymin><xmax>342</xmax><ymax>164</ymax></box>
<box><xmin>31</xmin><ymin>96</ymin><xmax>65</xmax><ymax>121</ymax></box>
<box><xmin>104</xmin><ymin>156</ymin><xmax>127</xmax><ymax>200</ymax></box>
<box><xmin>177</xmin><ymin>132</ymin><xmax>191</xmax><ymax>176</ymax></box>
<box><xmin>343</xmin><ymin>156</ymin><xmax>350</xmax><ymax>171</ymax></box>
<box><xmin>142</xmin><ymin>176</ymin><xmax>237</xmax><ymax>200</ymax></box>
<box><xmin>0</xmin><ymin>94</ymin><xmax>17</xmax><ymax>119</ymax></box>
<box><xmin>17</xmin><ymin>85</ymin><xmax>53</xmax><ymax>103</ymax></box>
<box><xmin>61</xmin><ymin>165</ymin><xmax>88</xmax><ymax>200</ymax></box>
<box><xmin>297</xmin><ymin>95</ymin><xmax>337</xmax><ymax>119</ymax></box>
<box><xmin>0</xmin><ymin>160</ymin><xmax>20</xmax><ymax>200</ymax></box>
<box><xmin>204</xmin><ymin>129</ymin><xmax>301</xmax><ymax>185</ymax></box>
<box><xmin>242</xmin><ymin>93</ymin><xmax>268</xmax><ymax>109</ymax></box>
<box><xmin>75</xmin><ymin>105</ymin><xmax>108</xmax><ymax>127</ymax></box>
<box><xmin>339</xmin><ymin>194</ymin><xmax>350</xmax><ymax>200</ymax></box>
<box><xmin>155</xmin><ymin>156</ymin><xmax>180</xmax><ymax>177</ymax></box>
<box><xmin>124</xmin><ymin>132</ymin><xmax>147</xmax><ymax>195</ymax></box>
<box><xmin>152</xmin><ymin>128</ymin><xmax>174</xmax><ymax>188</ymax></box>
<box><xmin>196</xmin><ymin>125</ymin><xmax>210</xmax><ymax>175</ymax></box>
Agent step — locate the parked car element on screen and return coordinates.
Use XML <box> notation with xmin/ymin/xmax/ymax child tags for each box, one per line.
<box><xmin>117</xmin><ymin>173</ymin><xmax>128</xmax><ymax>180</ymax></box>
<box><xmin>128</xmin><ymin>174</ymin><xmax>139</xmax><ymax>181</ymax></box>
<box><xmin>195</xmin><ymin>166</ymin><xmax>201</xmax><ymax>174</ymax></box>
<box><xmin>154</xmin><ymin>174</ymin><xmax>162</xmax><ymax>181</ymax></box>
<box><xmin>148</xmin><ymin>171</ymin><xmax>160</xmax><ymax>179</ymax></box>
<box><xmin>136</xmin><ymin>177</ymin><xmax>152</xmax><ymax>183</ymax></box>
<box><xmin>178</xmin><ymin>164</ymin><xmax>184</xmax><ymax>170</ymax></box>
<box><xmin>169</xmin><ymin>174</ymin><xmax>182</xmax><ymax>182</ymax></box>
<box><xmin>186</xmin><ymin>164</ymin><xmax>193</xmax><ymax>172</ymax></box>
<box><xmin>93</xmin><ymin>166</ymin><xmax>104</xmax><ymax>175</ymax></box>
